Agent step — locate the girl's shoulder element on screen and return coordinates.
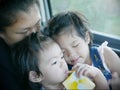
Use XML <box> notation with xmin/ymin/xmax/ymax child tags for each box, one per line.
<box><xmin>91</xmin><ymin>41</ymin><xmax>112</xmax><ymax>80</ymax></box>
<box><xmin>98</xmin><ymin>41</ymin><xmax>110</xmax><ymax>53</ymax></box>
<box><xmin>98</xmin><ymin>41</ymin><xmax>119</xmax><ymax>59</ymax></box>
<box><xmin>97</xmin><ymin>41</ymin><xmax>120</xmax><ymax>71</ymax></box>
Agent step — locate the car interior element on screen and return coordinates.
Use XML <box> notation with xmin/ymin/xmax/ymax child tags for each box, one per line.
<box><xmin>40</xmin><ymin>0</ymin><xmax>120</xmax><ymax>57</ymax></box>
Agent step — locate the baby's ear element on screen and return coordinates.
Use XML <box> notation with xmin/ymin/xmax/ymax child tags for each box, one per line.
<box><xmin>85</xmin><ymin>31</ymin><xmax>90</xmax><ymax>44</ymax></box>
<box><xmin>29</xmin><ymin>71</ymin><xmax>43</xmax><ymax>83</ymax></box>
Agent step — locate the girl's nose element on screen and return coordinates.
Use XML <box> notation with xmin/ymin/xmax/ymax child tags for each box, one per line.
<box><xmin>67</xmin><ymin>49</ymin><xmax>74</xmax><ymax>57</ymax></box>
<box><xmin>67</xmin><ymin>49</ymin><xmax>77</xmax><ymax>61</ymax></box>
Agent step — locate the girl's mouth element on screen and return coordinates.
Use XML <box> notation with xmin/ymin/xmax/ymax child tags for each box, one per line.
<box><xmin>71</xmin><ymin>57</ymin><xmax>80</xmax><ymax>65</ymax></box>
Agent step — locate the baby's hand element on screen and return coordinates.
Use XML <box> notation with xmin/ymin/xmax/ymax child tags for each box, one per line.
<box><xmin>72</xmin><ymin>63</ymin><xmax>100</xmax><ymax>80</ymax></box>
<box><xmin>108</xmin><ymin>72</ymin><xmax>120</xmax><ymax>90</ymax></box>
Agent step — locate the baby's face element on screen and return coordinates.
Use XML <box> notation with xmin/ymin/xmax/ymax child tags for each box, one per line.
<box><xmin>38</xmin><ymin>42</ymin><xmax>69</xmax><ymax>85</ymax></box>
<box><xmin>54</xmin><ymin>28</ymin><xmax>90</xmax><ymax>65</ymax></box>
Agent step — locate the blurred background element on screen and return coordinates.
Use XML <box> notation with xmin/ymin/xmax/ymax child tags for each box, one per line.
<box><xmin>50</xmin><ymin>0</ymin><xmax>120</xmax><ymax>38</ymax></box>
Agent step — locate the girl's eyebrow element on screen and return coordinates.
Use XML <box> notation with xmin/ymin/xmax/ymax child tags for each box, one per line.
<box><xmin>72</xmin><ymin>40</ymin><xmax>78</xmax><ymax>44</ymax></box>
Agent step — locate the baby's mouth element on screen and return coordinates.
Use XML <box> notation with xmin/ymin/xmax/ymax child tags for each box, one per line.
<box><xmin>65</xmin><ymin>69</ymin><xmax>75</xmax><ymax>76</ymax></box>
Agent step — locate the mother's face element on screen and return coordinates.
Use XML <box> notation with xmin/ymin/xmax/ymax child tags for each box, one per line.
<box><xmin>1</xmin><ymin>4</ymin><xmax>41</xmax><ymax>46</ymax></box>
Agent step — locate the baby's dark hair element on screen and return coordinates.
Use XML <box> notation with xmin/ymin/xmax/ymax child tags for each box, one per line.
<box><xmin>11</xmin><ymin>33</ymin><xmax>54</xmax><ymax>90</ymax></box>
<box><xmin>43</xmin><ymin>11</ymin><xmax>93</xmax><ymax>46</ymax></box>
<box><xmin>0</xmin><ymin>0</ymin><xmax>40</xmax><ymax>32</ymax></box>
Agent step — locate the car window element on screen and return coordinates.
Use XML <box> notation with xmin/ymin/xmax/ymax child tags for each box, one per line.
<box><xmin>50</xmin><ymin>0</ymin><xmax>120</xmax><ymax>38</ymax></box>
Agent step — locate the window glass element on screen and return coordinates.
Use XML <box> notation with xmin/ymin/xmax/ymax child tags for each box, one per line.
<box><xmin>50</xmin><ymin>0</ymin><xmax>120</xmax><ymax>38</ymax></box>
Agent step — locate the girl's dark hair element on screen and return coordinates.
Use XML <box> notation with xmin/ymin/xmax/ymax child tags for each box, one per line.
<box><xmin>43</xmin><ymin>11</ymin><xmax>93</xmax><ymax>45</ymax></box>
<box><xmin>0</xmin><ymin>0</ymin><xmax>40</xmax><ymax>32</ymax></box>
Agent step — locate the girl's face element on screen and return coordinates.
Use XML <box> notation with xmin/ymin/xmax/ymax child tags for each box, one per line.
<box><xmin>39</xmin><ymin>42</ymin><xmax>69</xmax><ymax>86</ymax></box>
<box><xmin>54</xmin><ymin>27</ymin><xmax>91</xmax><ymax>65</ymax></box>
<box><xmin>1</xmin><ymin>4</ymin><xmax>41</xmax><ymax>46</ymax></box>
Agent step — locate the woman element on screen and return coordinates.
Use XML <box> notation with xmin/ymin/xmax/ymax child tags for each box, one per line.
<box><xmin>0</xmin><ymin>0</ymin><xmax>41</xmax><ymax>90</ymax></box>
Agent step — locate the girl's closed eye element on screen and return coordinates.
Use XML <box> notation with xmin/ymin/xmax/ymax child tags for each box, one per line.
<box><xmin>73</xmin><ymin>43</ymin><xmax>80</xmax><ymax>47</ymax></box>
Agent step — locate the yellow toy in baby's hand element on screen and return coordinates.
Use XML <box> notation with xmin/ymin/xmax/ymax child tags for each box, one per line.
<box><xmin>63</xmin><ymin>71</ymin><xmax>95</xmax><ymax>90</ymax></box>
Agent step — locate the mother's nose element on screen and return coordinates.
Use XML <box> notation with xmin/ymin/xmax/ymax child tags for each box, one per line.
<box><xmin>29</xmin><ymin>26</ymin><xmax>39</xmax><ymax>35</ymax></box>
<box><xmin>32</xmin><ymin>27</ymin><xmax>39</xmax><ymax>33</ymax></box>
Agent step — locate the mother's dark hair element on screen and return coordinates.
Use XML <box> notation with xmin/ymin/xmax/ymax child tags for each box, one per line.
<box><xmin>0</xmin><ymin>0</ymin><xmax>40</xmax><ymax>32</ymax></box>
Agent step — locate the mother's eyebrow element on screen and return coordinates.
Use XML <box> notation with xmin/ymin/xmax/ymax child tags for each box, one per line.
<box><xmin>35</xmin><ymin>19</ymin><xmax>41</xmax><ymax>25</ymax></box>
<box><xmin>15</xmin><ymin>19</ymin><xmax>41</xmax><ymax>34</ymax></box>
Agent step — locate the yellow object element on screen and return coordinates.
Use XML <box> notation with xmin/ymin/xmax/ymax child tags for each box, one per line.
<box><xmin>63</xmin><ymin>71</ymin><xmax>95</xmax><ymax>90</ymax></box>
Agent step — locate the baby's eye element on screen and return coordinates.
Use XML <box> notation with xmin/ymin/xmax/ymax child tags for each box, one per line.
<box><xmin>62</xmin><ymin>49</ymin><xmax>65</xmax><ymax>54</ymax></box>
<box><xmin>51</xmin><ymin>61</ymin><xmax>57</xmax><ymax>65</ymax></box>
<box><xmin>61</xmin><ymin>55</ymin><xmax>64</xmax><ymax>59</ymax></box>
